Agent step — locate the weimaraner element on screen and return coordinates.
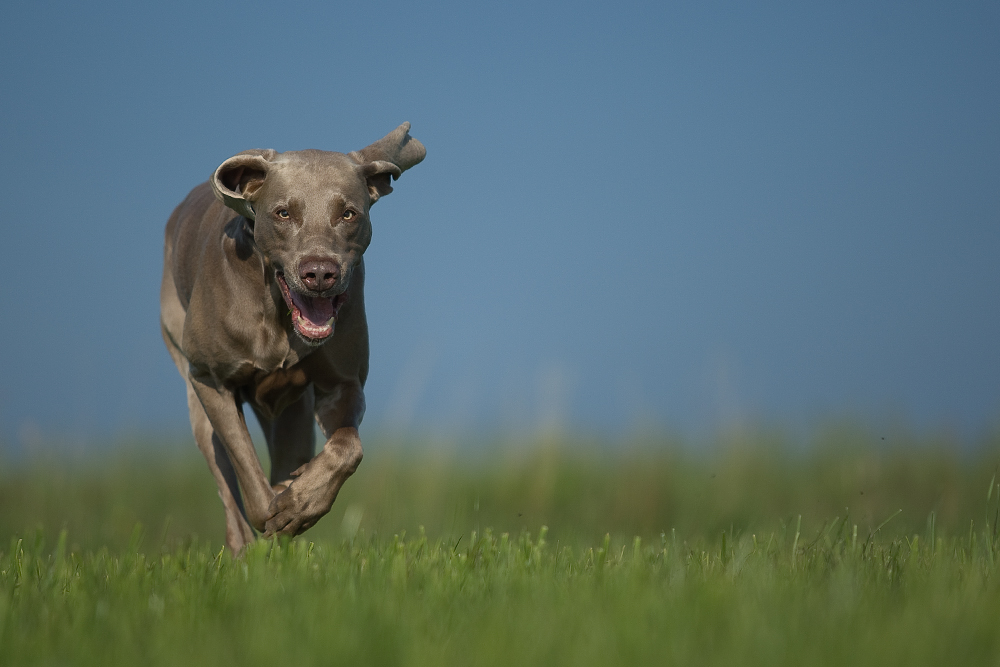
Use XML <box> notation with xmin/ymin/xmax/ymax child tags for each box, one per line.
<box><xmin>160</xmin><ymin>123</ymin><xmax>425</xmax><ymax>552</ymax></box>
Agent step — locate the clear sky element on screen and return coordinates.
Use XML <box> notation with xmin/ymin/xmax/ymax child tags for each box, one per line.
<box><xmin>1</xmin><ymin>0</ymin><xmax>997</xmax><ymax>445</ymax></box>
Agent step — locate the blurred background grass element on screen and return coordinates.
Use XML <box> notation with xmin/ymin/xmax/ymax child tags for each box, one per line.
<box><xmin>2</xmin><ymin>422</ymin><xmax>999</xmax><ymax>553</ymax></box>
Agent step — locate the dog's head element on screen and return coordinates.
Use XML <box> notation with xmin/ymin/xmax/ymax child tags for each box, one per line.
<box><xmin>210</xmin><ymin>123</ymin><xmax>425</xmax><ymax>345</ymax></box>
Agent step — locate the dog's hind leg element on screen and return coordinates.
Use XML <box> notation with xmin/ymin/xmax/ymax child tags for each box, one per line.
<box><xmin>185</xmin><ymin>380</ymin><xmax>256</xmax><ymax>554</ymax></box>
<box><xmin>263</xmin><ymin>383</ymin><xmax>364</xmax><ymax>537</ymax></box>
<box><xmin>251</xmin><ymin>387</ymin><xmax>317</xmax><ymax>494</ymax></box>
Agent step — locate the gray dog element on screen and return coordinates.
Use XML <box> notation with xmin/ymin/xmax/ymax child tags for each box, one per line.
<box><xmin>160</xmin><ymin>123</ymin><xmax>425</xmax><ymax>552</ymax></box>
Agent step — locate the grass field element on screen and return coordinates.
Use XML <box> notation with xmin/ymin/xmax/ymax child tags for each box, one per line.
<box><xmin>2</xmin><ymin>425</ymin><xmax>1000</xmax><ymax>665</ymax></box>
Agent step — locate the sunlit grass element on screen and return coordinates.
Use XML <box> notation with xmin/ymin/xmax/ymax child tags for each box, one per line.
<box><xmin>2</xmin><ymin>425</ymin><xmax>1000</xmax><ymax>664</ymax></box>
<box><xmin>4</xmin><ymin>520</ymin><xmax>1000</xmax><ymax>665</ymax></box>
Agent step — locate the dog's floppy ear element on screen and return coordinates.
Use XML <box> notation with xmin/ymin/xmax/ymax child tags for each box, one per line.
<box><xmin>211</xmin><ymin>149</ymin><xmax>278</xmax><ymax>220</ymax></box>
<box><xmin>350</xmin><ymin>122</ymin><xmax>426</xmax><ymax>205</ymax></box>
<box><xmin>360</xmin><ymin>160</ymin><xmax>402</xmax><ymax>203</ymax></box>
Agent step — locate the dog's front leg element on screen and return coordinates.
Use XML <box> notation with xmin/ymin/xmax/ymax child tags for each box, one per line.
<box><xmin>190</xmin><ymin>372</ymin><xmax>276</xmax><ymax>531</ymax></box>
<box><xmin>264</xmin><ymin>381</ymin><xmax>364</xmax><ymax>537</ymax></box>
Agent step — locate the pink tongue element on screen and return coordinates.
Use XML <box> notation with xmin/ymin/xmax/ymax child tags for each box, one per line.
<box><xmin>290</xmin><ymin>292</ymin><xmax>335</xmax><ymax>325</ymax></box>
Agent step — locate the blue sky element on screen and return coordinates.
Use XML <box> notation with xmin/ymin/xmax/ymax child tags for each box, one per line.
<box><xmin>1</xmin><ymin>0</ymin><xmax>998</xmax><ymax>444</ymax></box>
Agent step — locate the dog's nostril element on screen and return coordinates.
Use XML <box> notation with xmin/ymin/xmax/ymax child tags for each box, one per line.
<box><xmin>299</xmin><ymin>257</ymin><xmax>340</xmax><ymax>291</ymax></box>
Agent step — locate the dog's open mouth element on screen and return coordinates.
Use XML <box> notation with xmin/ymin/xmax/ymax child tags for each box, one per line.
<box><xmin>276</xmin><ymin>272</ymin><xmax>347</xmax><ymax>342</ymax></box>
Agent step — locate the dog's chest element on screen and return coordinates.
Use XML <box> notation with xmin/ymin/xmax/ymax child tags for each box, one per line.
<box><xmin>243</xmin><ymin>364</ymin><xmax>312</xmax><ymax>420</ymax></box>
<box><xmin>242</xmin><ymin>325</ymin><xmax>331</xmax><ymax>418</ymax></box>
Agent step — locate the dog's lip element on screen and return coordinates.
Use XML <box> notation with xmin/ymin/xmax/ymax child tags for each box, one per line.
<box><xmin>275</xmin><ymin>272</ymin><xmax>348</xmax><ymax>341</ymax></box>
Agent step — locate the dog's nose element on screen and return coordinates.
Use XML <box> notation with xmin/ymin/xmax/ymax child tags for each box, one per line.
<box><xmin>298</xmin><ymin>257</ymin><xmax>340</xmax><ymax>292</ymax></box>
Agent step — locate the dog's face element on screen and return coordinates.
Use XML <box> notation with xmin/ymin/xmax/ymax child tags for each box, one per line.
<box><xmin>211</xmin><ymin>125</ymin><xmax>424</xmax><ymax>345</ymax></box>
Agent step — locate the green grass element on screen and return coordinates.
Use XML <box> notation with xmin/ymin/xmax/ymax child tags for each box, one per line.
<box><xmin>3</xmin><ymin>426</ymin><xmax>1000</xmax><ymax>665</ymax></box>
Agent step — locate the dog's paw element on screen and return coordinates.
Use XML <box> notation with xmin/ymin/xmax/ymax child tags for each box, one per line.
<box><xmin>262</xmin><ymin>430</ymin><xmax>363</xmax><ymax>537</ymax></box>
<box><xmin>264</xmin><ymin>490</ymin><xmax>320</xmax><ymax>537</ymax></box>
<box><xmin>263</xmin><ymin>460</ymin><xmax>335</xmax><ymax>537</ymax></box>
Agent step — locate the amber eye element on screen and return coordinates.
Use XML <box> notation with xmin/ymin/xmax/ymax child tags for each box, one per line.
<box><xmin>343</xmin><ymin>209</ymin><xmax>356</xmax><ymax>221</ymax></box>
<box><xmin>277</xmin><ymin>209</ymin><xmax>289</xmax><ymax>219</ymax></box>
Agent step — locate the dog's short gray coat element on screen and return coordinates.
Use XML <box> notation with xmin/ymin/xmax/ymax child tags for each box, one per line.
<box><xmin>160</xmin><ymin>123</ymin><xmax>425</xmax><ymax>552</ymax></box>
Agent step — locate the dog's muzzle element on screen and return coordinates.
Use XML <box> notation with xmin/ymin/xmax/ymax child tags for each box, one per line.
<box><xmin>276</xmin><ymin>272</ymin><xmax>348</xmax><ymax>343</ymax></box>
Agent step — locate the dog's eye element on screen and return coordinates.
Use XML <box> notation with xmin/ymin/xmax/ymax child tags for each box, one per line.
<box><xmin>342</xmin><ymin>210</ymin><xmax>356</xmax><ymax>221</ymax></box>
<box><xmin>276</xmin><ymin>209</ymin><xmax>289</xmax><ymax>219</ymax></box>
